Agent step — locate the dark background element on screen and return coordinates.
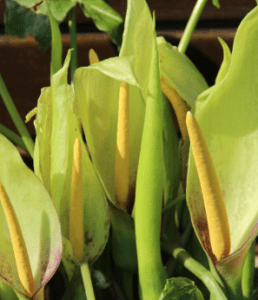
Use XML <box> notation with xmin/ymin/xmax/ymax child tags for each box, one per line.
<box><xmin>0</xmin><ymin>0</ymin><xmax>256</xmax><ymax>135</ymax></box>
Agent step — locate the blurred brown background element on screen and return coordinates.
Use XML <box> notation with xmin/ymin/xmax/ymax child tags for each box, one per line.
<box><xmin>0</xmin><ymin>0</ymin><xmax>256</xmax><ymax>135</ymax></box>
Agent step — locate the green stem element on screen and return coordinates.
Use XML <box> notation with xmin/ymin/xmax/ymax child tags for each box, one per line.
<box><xmin>242</xmin><ymin>240</ymin><xmax>256</xmax><ymax>300</ymax></box>
<box><xmin>162</xmin><ymin>242</ymin><xmax>227</xmax><ymax>300</ymax></box>
<box><xmin>0</xmin><ymin>75</ymin><xmax>34</xmax><ymax>157</ymax></box>
<box><xmin>0</xmin><ymin>123</ymin><xmax>27</xmax><ymax>152</ymax></box>
<box><xmin>48</xmin><ymin>11</ymin><xmax>62</xmax><ymax>77</ymax></box>
<box><xmin>81</xmin><ymin>262</ymin><xmax>96</xmax><ymax>300</ymax></box>
<box><xmin>68</xmin><ymin>7</ymin><xmax>78</xmax><ymax>81</ymax></box>
<box><xmin>178</xmin><ymin>0</ymin><xmax>208</xmax><ymax>53</ymax></box>
<box><xmin>162</xmin><ymin>194</ymin><xmax>186</xmax><ymax>213</ymax></box>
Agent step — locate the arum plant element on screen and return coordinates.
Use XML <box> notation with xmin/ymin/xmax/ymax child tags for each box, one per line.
<box><xmin>0</xmin><ymin>134</ymin><xmax>62</xmax><ymax>300</ymax></box>
<box><xmin>187</xmin><ymin>5</ymin><xmax>258</xmax><ymax>299</ymax></box>
<box><xmin>33</xmin><ymin>49</ymin><xmax>110</xmax><ymax>295</ymax></box>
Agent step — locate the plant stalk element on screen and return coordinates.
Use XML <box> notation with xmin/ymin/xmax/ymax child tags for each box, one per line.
<box><xmin>68</xmin><ymin>7</ymin><xmax>78</xmax><ymax>81</ymax></box>
<box><xmin>81</xmin><ymin>262</ymin><xmax>96</xmax><ymax>300</ymax></box>
<box><xmin>178</xmin><ymin>0</ymin><xmax>208</xmax><ymax>53</ymax></box>
<box><xmin>0</xmin><ymin>75</ymin><xmax>34</xmax><ymax>157</ymax></box>
<box><xmin>162</xmin><ymin>241</ymin><xmax>228</xmax><ymax>300</ymax></box>
<box><xmin>0</xmin><ymin>123</ymin><xmax>27</xmax><ymax>152</ymax></box>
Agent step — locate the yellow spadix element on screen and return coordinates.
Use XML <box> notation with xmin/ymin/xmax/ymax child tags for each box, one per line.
<box><xmin>114</xmin><ymin>82</ymin><xmax>130</xmax><ymax>211</ymax></box>
<box><xmin>89</xmin><ymin>49</ymin><xmax>99</xmax><ymax>65</ymax></box>
<box><xmin>0</xmin><ymin>182</ymin><xmax>34</xmax><ymax>296</ymax></box>
<box><xmin>186</xmin><ymin>111</ymin><xmax>231</xmax><ymax>262</ymax></box>
<box><xmin>70</xmin><ymin>138</ymin><xmax>84</xmax><ymax>262</ymax></box>
<box><xmin>161</xmin><ymin>77</ymin><xmax>190</xmax><ymax>140</ymax></box>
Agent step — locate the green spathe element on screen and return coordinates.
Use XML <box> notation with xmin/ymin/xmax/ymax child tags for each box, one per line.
<box><xmin>0</xmin><ymin>134</ymin><xmax>62</xmax><ymax>297</ymax></box>
<box><xmin>34</xmin><ymin>51</ymin><xmax>110</xmax><ymax>279</ymax></box>
<box><xmin>157</xmin><ymin>36</ymin><xmax>208</xmax><ymax>107</ymax></box>
<box><xmin>187</xmin><ymin>5</ymin><xmax>258</xmax><ymax>298</ymax></box>
<box><xmin>74</xmin><ymin>56</ymin><xmax>144</xmax><ymax>204</ymax></box>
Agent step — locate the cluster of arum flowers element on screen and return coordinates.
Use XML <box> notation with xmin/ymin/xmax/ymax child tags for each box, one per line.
<box><xmin>0</xmin><ymin>0</ymin><xmax>258</xmax><ymax>299</ymax></box>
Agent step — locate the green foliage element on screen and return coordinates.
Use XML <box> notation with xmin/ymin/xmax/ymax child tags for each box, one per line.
<box><xmin>6</xmin><ymin>0</ymin><xmax>124</xmax><ymax>52</ymax></box>
<box><xmin>37</xmin><ymin>0</ymin><xmax>76</xmax><ymax>22</ymax></box>
<box><xmin>4</xmin><ymin>0</ymin><xmax>51</xmax><ymax>52</ymax></box>
<box><xmin>159</xmin><ymin>278</ymin><xmax>204</xmax><ymax>300</ymax></box>
<box><xmin>79</xmin><ymin>0</ymin><xmax>124</xmax><ymax>49</ymax></box>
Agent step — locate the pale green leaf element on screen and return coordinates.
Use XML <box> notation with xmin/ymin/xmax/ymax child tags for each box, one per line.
<box><xmin>159</xmin><ymin>278</ymin><xmax>204</xmax><ymax>300</ymax></box>
<box><xmin>157</xmin><ymin>36</ymin><xmax>208</xmax><ymax>107</ymax></box>
<box><xmin>0</xmin><ymin>134</ymin><xmax>62</xmax><ymax>296</ymax></box>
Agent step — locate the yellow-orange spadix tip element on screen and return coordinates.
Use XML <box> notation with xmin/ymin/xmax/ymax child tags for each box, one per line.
<box><xmin>161</xmin><ymin>77</ymin><xmax>190</xmax><ymax>140</ymax></box>
<box><xmin>89</xmin><ymin>49</ymin><xmax>99</xmax><ymax>65</ymax></box>
<box><xmin>186</xmin><ymin>111</ymin><xmax>231</xmax><ymax>262</ymax></box>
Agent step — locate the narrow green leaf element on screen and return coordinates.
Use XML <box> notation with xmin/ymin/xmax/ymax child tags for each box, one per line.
<box><xmin>79</xmin><ymin>0</ymin><xmax>124</xmax><ymax>49</ymax></box>
<box><xmin>0</xmin><ymin>75</ymin><xmax>34</xmax><ymax>158</ymax></box>
<box><xmin>4</xmin><ymin>0</ymin><xmax>51</xmax><ymax>52</ymax></box>
<box><xmin>159</xmin><ymin>278</ymin><xmax>204</xmax><ymax>300</ymax></box>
